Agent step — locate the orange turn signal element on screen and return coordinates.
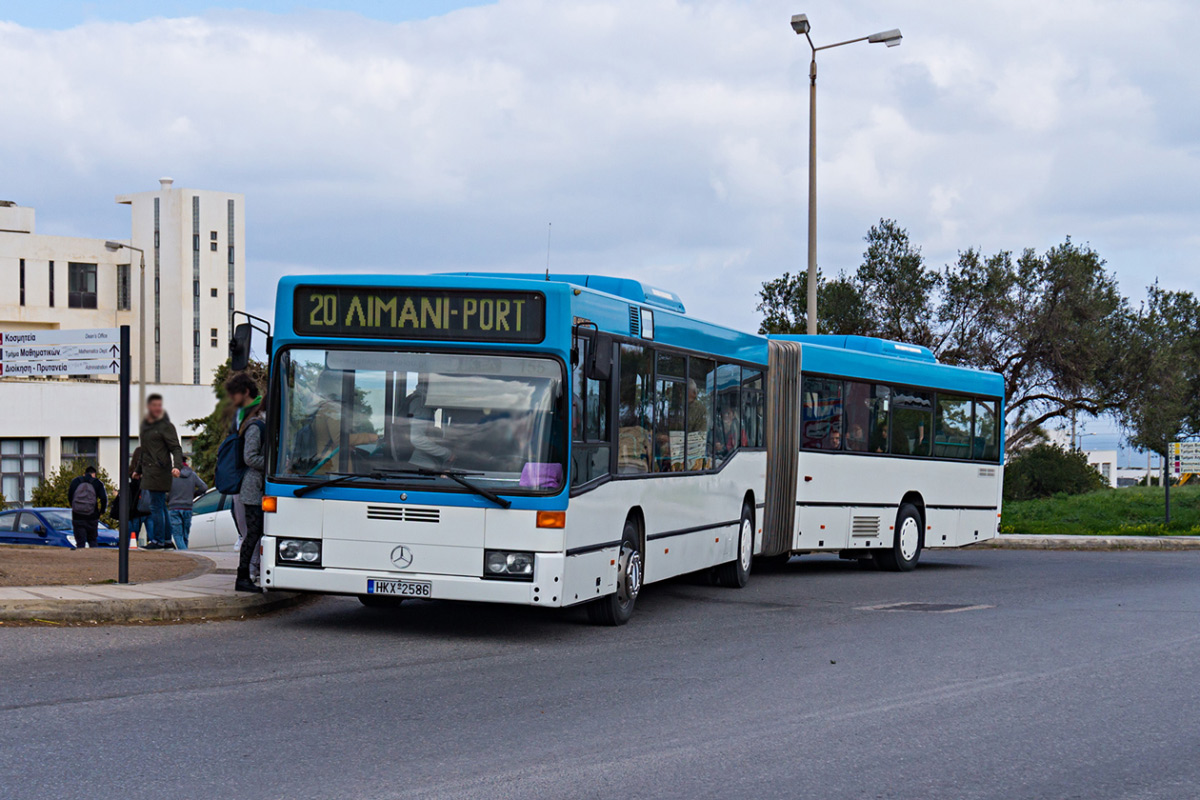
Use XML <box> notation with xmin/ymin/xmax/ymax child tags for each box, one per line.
<box><xmin>262</xmin><ymin>496</ymin><xmax>277</xmax><ymax>513</ymax></box>
<box><xmin>536</xmin><ymin>510</ymin><xmax>566</xmax><ymax>529</ymax></box>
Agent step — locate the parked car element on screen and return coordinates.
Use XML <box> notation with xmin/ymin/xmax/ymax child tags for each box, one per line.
<box><xmin>188</xmin><ymin>489</ymin><xmax>241</xmax><ymax>551</ymax></box>
<box><xmin>0</xmin><ymin>508</ymin><xmax>119</xmax><ymax>549</ymax></box>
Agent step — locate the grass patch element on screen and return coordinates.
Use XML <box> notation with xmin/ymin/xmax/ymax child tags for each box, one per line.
<box><xmin>1001</xmin><ymin>484</ymin><xmax>1200</xmax><ymax>536</ymax></box>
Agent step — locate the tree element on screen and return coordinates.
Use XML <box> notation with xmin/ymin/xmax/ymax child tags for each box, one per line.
<box><xmin>1113</xmin><ymin>284</ymin><xmax>1200</xmax><ymax>520</ymax></box>
<box><xmin>759</xmin><ymin>224</ymin><xmax>1134</xmax><ymax>455</ymax></box>
<box><xmin>1003</xmin><ymin>442</ymin><xmax>1108</xmax><ymax>501</ymax></box>
<box><xmin>936</xmin><ymin>239</ymin><xmax>1130</xmax><ymax>451</ymax></box>
<box><xmin>756</xmin><ymin>269</ymin><xmax>872</xmax><ymax>336</ymax></box>
<box><xmin>857</xmin><ymin>219</ymin><xmax>941</xmax><ymax>347</ymax></box>
<box><xmin>187</xmin><ymin>358</ymin><xmax>269</xmax><ymax>486</ymax></box>
<box><xmin>31</xmin><ymin>461</ymin><xmax>119</xmax><ymax>528</ymax></box>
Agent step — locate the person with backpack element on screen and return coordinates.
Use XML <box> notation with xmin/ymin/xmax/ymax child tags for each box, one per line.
<box><xmin>139</xmin><ymin>394</ymin><xmax>184</xmax><ymax>550</ymax></box>
<box><xmin>167</xmin><ymin>456</ymin><xmax>208</xmax><ymax>550</ymax></box>
<box><xmin>218</xmin><ymin>372</ymin><xmax>267</xmax><ymax>593</ymax></box>
<box><xmin>67</xmin><ymin>466</ymin><xmax>108</xmax><ymax>549</ymax></box>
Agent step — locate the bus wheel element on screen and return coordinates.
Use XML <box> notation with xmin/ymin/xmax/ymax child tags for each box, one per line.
<box><xmin>359</xmin><ymin>595</ymin><xmax>405</xmax><ymax>609</ymax></box>
<box><xmin>877</xmin><ymin>503</ymin><xmax>923</xmax><ymax>572</ymax></box>
<box><xmin>714</xmin><ymin>504</ymin><xmax>754</xmax><ymax>588</ymax></box>
<box><xmin>586</xmin><ymin>519</ymin><xmax>642</xmax><ymax>626</ymax></box>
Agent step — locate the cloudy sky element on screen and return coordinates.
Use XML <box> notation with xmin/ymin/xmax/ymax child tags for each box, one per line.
<box><xmin>2</xmin><ymin>0</ymin><xmax>1198</xmax><ymax>358</ymax></box>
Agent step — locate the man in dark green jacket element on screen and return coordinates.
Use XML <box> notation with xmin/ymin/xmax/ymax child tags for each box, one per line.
<box><xmin>138</xmin><ymin>393</ymin><xmax>183</xmax><ymax>549</ymax></box>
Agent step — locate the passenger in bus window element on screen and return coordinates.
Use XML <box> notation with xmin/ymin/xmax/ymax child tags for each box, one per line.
<box><xmin>847</xmin><ymin>423</ymin><xmax>866</xmax><ymax>451</ymax></box>
<box><xmin>717</xmin><ymin>405</ymin><xmax>745</xmax><ymax>458</ymax></box>
<box><xmin>407</xmin><ymin>377</ymin><xmax>455</xmax><ymax>470</ymax></box>
<box><xmin>828</xmin><ymin>427</ymin><xmax>842</xmax><ymax>450</ymax></box>
<box><xmin>872</xmin><ymin>422</ymin><xmax>886</xmax><ymax>453</ymax></box>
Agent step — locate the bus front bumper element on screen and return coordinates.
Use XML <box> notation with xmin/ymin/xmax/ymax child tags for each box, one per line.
<box><xmin>261</xmin><ymin>538</ymin><xmax>568</xmax><ymax>607</ymax></box>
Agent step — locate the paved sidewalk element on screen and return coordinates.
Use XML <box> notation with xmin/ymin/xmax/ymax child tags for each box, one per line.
<box><xmin>978</xmin><ymin>533</ymin><xmax>1200</xmax><ymax>551</ymax></box>
<box><xmin>0</xmin><ymin>551</ymin><xmax>306</xmax><ymax>624</ymax></box>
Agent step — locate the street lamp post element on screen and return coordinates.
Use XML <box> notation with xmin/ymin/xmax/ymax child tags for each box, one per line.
<box><xmin>105</xmin><ymin>241</ymin><xmax>147</xmax><ymax>414</ymax></box>
<box><xmin>790</xmin><ymin>14</ymin><xmax>901</xmax><ymax>335</ymax></box>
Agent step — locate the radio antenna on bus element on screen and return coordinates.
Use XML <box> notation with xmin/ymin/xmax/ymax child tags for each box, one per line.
<box><xmin>545</xmin><ymin>222</ymin><xmax>552</xmax><ymax>280</ymax></box>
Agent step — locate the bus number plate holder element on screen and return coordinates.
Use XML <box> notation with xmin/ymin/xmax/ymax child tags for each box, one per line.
<box><xmin>367</xmin><ymin>578</ymin><xmax>432</xmax><ymax>598</ymax></box>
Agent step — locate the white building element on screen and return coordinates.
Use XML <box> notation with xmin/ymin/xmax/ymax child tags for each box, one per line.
<box><xmin>1086</xmin><ymin>449</ymin><xmax>1119</xmax><ymax>488</ymax></box>
<box><xmin>0</xmin><ymin>180</ymin><xmax>246</xmax><ymax>504</ymax></box>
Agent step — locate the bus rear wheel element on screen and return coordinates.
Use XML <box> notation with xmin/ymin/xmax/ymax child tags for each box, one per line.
<box><xmin>877</xmin><ymin>503</ymin><xmax>923</xmax><ymax>572</ymax></box>
<box><xmin>586</xmin><ymin>519</ymin><xmax>642</xmax><ymax>626</ymax></box>
<box><xmin>714</xmin><ymin>504</ymin><xmax>754</xmax><ymax>588</ymax></box>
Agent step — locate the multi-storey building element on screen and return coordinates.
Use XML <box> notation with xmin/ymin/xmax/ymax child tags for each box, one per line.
<box><xmin>0</xmin><ymin>179</ymin><xmax>246</xmax><ymax>504</ymax></box>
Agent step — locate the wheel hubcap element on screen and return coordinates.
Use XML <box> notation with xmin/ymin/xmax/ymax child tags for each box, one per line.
<box><xmin>739</xmin><ymin>519</ymin><xmax>753</xmax><ymax>571</ymax></box>
<box><xmin>617</xmin><ymin>544</ymin><xmax>642</xmax><ymax>607</ymax></box>
<box><xmin>899</xmin><ymin>518</ymin><xmax>920</xmax><ymax>561</ymax></box>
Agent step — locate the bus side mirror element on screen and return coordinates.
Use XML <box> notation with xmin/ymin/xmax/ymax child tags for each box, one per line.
<box><xmin>230</xmin><ymin>323</ymin><xmax>252</xmax><ymax>371</ymax></box>
<box><xmin>587</xmin><ymin>333</ymin><xmax>613</xmax><ymax>382</ymax></box>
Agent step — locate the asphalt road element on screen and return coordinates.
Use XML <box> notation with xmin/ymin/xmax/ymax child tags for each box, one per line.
<box><xmin>3</xmin><ymin>549</ymin><xmax>1199</xmax><ymax>800</ymax></box>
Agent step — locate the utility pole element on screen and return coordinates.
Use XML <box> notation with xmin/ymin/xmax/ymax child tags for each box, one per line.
<box><xmin>1163</xmin><ymin>450</ymin><xmax>1171</xmax><ymax>524</ymax></box>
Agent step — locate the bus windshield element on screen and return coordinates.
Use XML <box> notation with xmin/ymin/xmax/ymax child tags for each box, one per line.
<box><xmin>275</xmin><ymin>348</ymin><xmax>567</xmax><ymax>494</ymax></box>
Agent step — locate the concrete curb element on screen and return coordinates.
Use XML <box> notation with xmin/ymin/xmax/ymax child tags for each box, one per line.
<box><xmin>973</xmin><ymin>534</ymin><xmax>1200</xmax><ymax>552</ymax></box>
<box><xmin>0</xmin><ymin>552</ymin><xmax>309</xmax><ymax>624</ymax></box>
<box><xmin>0</xmin><ymin>590</ymin><xmax>307</xmax><ymax>624</ymax></box>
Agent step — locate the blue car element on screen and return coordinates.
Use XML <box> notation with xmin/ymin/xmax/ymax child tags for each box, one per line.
<box><xmin>0</xmin><ymin>508</ymin><xmax>119</xmax><ymax>549</ymax></box>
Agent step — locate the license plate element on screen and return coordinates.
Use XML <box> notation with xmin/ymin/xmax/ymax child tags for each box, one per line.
<box><xmin>367</xmin><ymin>578</ymin><xmax>432</xmax><ymax>598</ymax></box>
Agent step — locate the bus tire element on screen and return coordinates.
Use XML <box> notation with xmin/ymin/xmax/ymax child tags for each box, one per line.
<box><xmin>714</xmin><ymin>504</ymin><xmax>754</xmax><ymax>588</ymax></box>
<box><xmin>877</xmin><ymin>503</ymin><xmax>923</xmax><ymax>572</ymax></box>
<box><xmin>359</xmin><ymin>595</ymin><xmax>405</xmax><ymax>609</ymax></box>
<box><xmin>586</xmin><ymin>519</ymin><xmax>642</xmax><ymax>626</ymax></box>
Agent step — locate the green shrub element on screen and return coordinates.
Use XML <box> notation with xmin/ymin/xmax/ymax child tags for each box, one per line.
<box><xmin>31</xmin><ymin>461</ymin><xmax>119</xmax><ymax>528</ymax></box>
<box><xmin>1004</xmin><ymin>443</ymin><xmax>1108</xmax><ymax>501</ymax></box>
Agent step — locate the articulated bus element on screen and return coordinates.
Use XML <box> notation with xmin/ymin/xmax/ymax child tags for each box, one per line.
<box><xmin>244</xmin><ymin>273</ymin><xmax>1003</xmax><ymax>625</ymax></box>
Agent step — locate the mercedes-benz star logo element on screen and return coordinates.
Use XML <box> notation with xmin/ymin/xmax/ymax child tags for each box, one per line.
<box><xmin>390</xmin><ymin>545</ymin><xmax>414</xmax><ymax>569</ymax></box>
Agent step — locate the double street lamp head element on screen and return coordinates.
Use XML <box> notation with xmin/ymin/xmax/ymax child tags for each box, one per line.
<box><xmin>789</xmin><ymin>13</ymin><xmax>902</xmax><ymax>48</ymax></box>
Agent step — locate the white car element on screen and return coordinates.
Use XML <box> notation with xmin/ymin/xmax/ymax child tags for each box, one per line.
<box><xmin>188</xmin><ymin>489</ymin><xmax>241</xmax><ymax>551</ymax></box>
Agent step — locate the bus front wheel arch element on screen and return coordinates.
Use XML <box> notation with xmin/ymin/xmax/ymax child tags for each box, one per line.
<box><xmin>586</xmin><ymin>514</ymin><xmax>643</xmax><ymax>626</ymax></box>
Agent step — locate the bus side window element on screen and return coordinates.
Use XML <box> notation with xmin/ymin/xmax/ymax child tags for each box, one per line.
<box><xmin>801</xmin><ymin>377</ymin><xmax>843</xmax><ymax>450</ymax></box>
<box><xmin>891</xmin><ymin>390</ymin><xmax>933</xmax><ymax>457</ymax></box>
<box><xmin>714</xmin><ymin>363</ymin><xmax>742</xmax><ymax>462</ymax></box>
<box><xmin>617</xmin><ymin>344</ymin><xmax>653</xmax><ymax>474</ymax></box>
<box><xmin>741</xmin><ymin>369</ymin><xmax>764</xmax><ymax>448</ymax></box>
<box><xmin>654</xmin><ymin>352</ymin><xmax>687</xmax><ymax>472</ymax></box>
<box><xmin>688</xmin><ymin>358</ymin><xmax>715</xmax><ymax>470</ymax></box>
<box><xmin>974</xmin><ymin>399</ymin><xmax>1000</xmax><ymax>462</ymax></box>
<box><xmin>935</xmin><ymin>394</ymin><xmax>973</xmax><ymax>459</ymax></box>
<box><xmin>571</xmin><ymin>337</ymin><xmax>586</xmax><ymax>442</ymax></box>
<box><xmin>571</xmin><ymin>336</ymin><xmax>612</xmax><ymax>487</ymax></box>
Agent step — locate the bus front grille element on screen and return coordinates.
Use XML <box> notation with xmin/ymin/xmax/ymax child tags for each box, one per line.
<box><xmin>366</xmin><ymin>506</ymin><xmax>441</xmax><ymax>524</ymax></box>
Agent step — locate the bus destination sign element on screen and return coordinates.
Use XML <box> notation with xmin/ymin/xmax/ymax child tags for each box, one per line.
<box><xmin>293</xmin><ymin>286</ymin><xmax>545</xmax><ymax>343</ymax></box>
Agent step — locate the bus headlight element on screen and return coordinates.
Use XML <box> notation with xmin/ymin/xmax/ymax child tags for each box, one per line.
<box><xmin>278</xmin><ymin>538</ymin><xmax>322</xmax><ymax>567</ymax></box>
<box><xmin>483</xmin><ymin>550</ymin><xmax>535</xmax><ymax>581</ymax></box>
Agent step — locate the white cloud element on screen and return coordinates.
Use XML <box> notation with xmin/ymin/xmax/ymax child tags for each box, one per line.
<box><xmin>0</xmin><ymin>0</ymin><xmax>1197</xmax><ymax>331</ymax></box>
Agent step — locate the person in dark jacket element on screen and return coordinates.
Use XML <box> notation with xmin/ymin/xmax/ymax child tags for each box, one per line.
<box><xmin>168</xmin><ymin>456</ymin><xmax>208</xmax><ymax>550</ymax></box>
<box><xmin>225</xmin><ymin>372</ymin><xmax>266</xmax><ymax>592</ymax></box>
<box><xmin>67</xmin><ymin>466</ymin><xmax>108</xmax><ymax>549</ymax></box>
<box><xmin>138</xmin><ymin>394</ymin><xmax>184</xmax><ymax>550</ymax></box>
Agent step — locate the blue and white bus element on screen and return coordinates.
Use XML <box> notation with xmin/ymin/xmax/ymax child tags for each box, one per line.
<box><xmin>254</xmin><ymin>274</ymin><xmax>768</xmax><ymax>624</ymax></box>
<box><xmin>243</xmin><ymin>274</ymin><xmax>1003</xmax><ymax>624</ymax></box>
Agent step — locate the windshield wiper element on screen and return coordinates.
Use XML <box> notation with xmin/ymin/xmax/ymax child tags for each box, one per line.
<box><xmin>291</xmin><ymin>471</ymin><xmax>432</xmax><ymax>498</ymax></box>
<box><xmin>374</xmin><ymin>468</ymin><xmax>513</xmax><ymax>509</ymax></box>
